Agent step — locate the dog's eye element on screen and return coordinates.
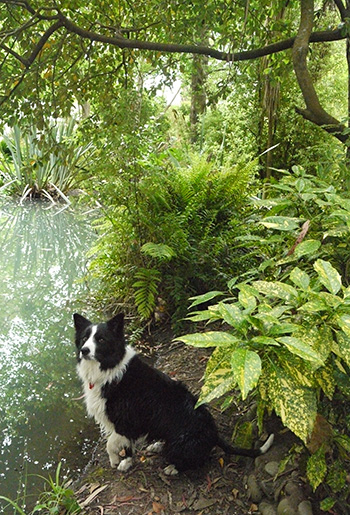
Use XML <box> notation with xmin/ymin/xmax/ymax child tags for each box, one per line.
<box><xmin>97</xmin><ymin>337</ymin><xmax>105</xmax><ymax>344</ymax></box>
<box><xmin>81</xmin><ymin>335</ymin><xmax>88</xmax><ymax>343</ymax></box>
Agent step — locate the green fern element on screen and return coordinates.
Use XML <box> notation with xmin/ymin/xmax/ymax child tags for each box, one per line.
<box><xmin>133</xmin><ymin>268</ymin><xmax>161</xmax><ymax>319</ymax></box>
<box><xmin>141</xmin><ymin>242</ymin><xmax>176</xmax><ymax>261</ymax></box>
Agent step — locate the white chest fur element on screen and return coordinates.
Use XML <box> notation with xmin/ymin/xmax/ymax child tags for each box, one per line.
<box><xmin>77</xmin><ymin>345</ymin><xmax>136</xmax><ymax>435</ymax></box>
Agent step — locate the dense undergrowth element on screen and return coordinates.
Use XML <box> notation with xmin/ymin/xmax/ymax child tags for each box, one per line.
<box><xmin>1</xmin><ymin>90</ymin><xmax>350</xmax><ymax>512</ymax></box>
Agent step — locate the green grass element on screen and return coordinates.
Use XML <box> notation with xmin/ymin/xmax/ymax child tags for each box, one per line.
<box><xmin>0</xmin><ymin>463</ymin><xmax>82</xmax><ymax>515</ymax></box>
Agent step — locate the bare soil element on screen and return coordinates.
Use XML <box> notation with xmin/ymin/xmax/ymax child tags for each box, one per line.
<box><xmin>73</xmin><ymin>327</ymin><xmax>315</xmax><ymax>515</ymax></box>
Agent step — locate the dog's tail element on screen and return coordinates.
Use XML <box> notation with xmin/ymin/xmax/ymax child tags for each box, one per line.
<box><xmin>217</xmin><ymin>433</ymin><xmax>274</xmax><ymax>458</ymax></box>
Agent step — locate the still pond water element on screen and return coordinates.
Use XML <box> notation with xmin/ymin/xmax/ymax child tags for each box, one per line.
<box><xmin>0</xmin><ymin>200</ymin><xmax>100</xmax><ymax>511</ymax></box>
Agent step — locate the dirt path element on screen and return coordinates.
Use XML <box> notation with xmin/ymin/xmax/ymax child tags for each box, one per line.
<box><xmin>73</xmin><ymin>329</ymin><xmax>316</xmax><ymax>515</ymax></box>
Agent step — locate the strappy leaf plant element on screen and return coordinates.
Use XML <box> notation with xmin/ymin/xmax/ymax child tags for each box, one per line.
<box><xmin>0</xmin><ymin>119</ymin><xmax>93</xmax><ymax>200</ymax></box>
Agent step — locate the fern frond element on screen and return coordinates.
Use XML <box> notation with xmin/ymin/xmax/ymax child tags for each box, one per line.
<box><xmin>133</xmin><ymin>268</ymin><xmax>161</xmax><ymax>319</ymax></box>
<box><xmin>141</xmin><ymin>242</ymin><xmax>176</xmax><ymax>261</ymax></box>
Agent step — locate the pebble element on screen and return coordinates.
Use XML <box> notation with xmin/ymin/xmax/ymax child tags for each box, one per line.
<box><xmin>246</xmin><ymin>474</ymin><xmax>263</xmax><ymax>503</ymax></box>
<box><xmin>285</xmin><ymin>481</ymin><xmax>301</xmax><ymax>495</ymax></box>
<box><xmin>298</xmin><ymin>500</ymin><xmax>313</xmax><ymax>515</ymax></box>
<box><xmin>265</xmin><ymin>461</ymin><xmax>280</xmax><ymax>476</ymax></box>
<box><xmin>277</xmin><ymin>497</ymin><xmax>297</xmax><ymax>515</ymax></box>
<box><xmin>259</xmin><ymin>501</ymin><xmax>278</xmax><ymax>515</ymax></box>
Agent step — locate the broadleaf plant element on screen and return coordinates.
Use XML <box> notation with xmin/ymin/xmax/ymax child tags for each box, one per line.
<box><xmin>176</xmin><ymin>168</ymin><xmax>350</xmax><ymax>502</ymax></box>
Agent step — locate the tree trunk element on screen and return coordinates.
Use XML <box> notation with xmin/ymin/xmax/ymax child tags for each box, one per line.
<box><xmin>190</xmin><ymin>53</ymin><xmax>208</xmax><ymax>143</ymax></box>
<box><xmin>292</xmin><ymin>0</ymin><xmax>347</xmax><ymax>143</ymax></box>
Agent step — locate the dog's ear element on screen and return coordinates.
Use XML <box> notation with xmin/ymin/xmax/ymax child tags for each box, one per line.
<box><xmin>73</xmin><ymin>313</ymin><xmax>91</xmax><ymax>333</ymax></box>
<box><xmin>107</xmin><ymin>313</ymin><xmax>124</xmax><ymax>335</ymax></box>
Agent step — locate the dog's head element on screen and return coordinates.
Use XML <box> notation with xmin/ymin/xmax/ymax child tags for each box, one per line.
<box><xmin>73</xmin><ymin>313</ymin><xmax>126</xmax><ymax>370</ymax></box>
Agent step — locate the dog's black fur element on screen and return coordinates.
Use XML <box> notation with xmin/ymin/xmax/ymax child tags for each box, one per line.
<box><xmin>74</xmin><ymin>312</ymin><xmax>273</xmax><ymax>473</ymax></box>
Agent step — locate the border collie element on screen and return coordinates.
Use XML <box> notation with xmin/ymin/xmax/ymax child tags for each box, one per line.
<box><xmin>73</xmin><ymin>313</ymin><xmax>273</xmax><ymax>475</ymax></box>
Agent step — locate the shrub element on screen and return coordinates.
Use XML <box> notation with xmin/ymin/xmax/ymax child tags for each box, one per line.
<box><xmin>177</xmin><ymin>167</ymin><xmax>350</xmax><ymax>506</ymax></box>
<box><xmin>89</xmin><ymin>153</ymin><xmax>258</xmax><ymax>323</ymax></box>
<box><xmin>0</xmin><ymin>118</ymin><xmax>93</xmax><ymax>200</ymax></box>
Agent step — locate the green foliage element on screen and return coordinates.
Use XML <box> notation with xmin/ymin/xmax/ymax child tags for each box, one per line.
<box><xmin>133</xmin><ymin>268</ymin><xmax>161</xmax><ymax>319</ymax></box>
<box><xmin>179</xmin><ymin>259</ymin><xmax>349</xmax><ymax>442</ymax></box>
<box><xmin>33</xmin><ymin>463</ymin><xmax>81</xmax><ymax>515</ymax></box>
<box><xmin>89</xmin><ymin>140</ymin><xmax>258</xmax><ymax>322</ymax></box>
<box><xmin>0</xmin><ymin>118</ymin><xmax>93</xmax><ymax>199</ymax></box>
<box><xmin>0</xmin><ymin>463</ymin><xmax>81</xmax><ymax>515</ymax></box>
<box><xmin>177</xmin><ymin>168</ymin><xmax>350</xmax><ymax>501</ymax></box>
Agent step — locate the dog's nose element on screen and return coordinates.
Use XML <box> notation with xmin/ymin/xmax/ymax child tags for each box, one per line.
<box><xmin>81</xmin><ymin>347</ymin><xmax>90</xmax><ymax>357</ymax></box>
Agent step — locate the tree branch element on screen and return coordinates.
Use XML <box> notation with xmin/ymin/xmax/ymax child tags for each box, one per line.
<box><xmin>24</xmin><ymin>19</ymin><xmax>62</xmax><ymax>68</ymax></box>
<box><xmin>0</xmin><ymin>43</ymin><xmax>28</xmax><ymax>66</ymax></box>
<box><xmin>292</xmin><ymin>0</ymin><xmax>347</xmax><ymax>142</ymax></box>
<box><xmin>56</xmin><ymin>12</ymin><xmax>346</xmax><ymax>63</ymax></box>
<box><xmin>333</xmin><ymin>0</ymin><xmax>347</xmax><ymax>19</ymax></box>
<box><xmin>0</xmin><ymin>20</ymin><xmax>63</xmax><ymax>106</ymax></box>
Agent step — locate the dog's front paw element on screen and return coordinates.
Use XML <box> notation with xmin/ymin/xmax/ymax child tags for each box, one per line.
<box><xmin>117</xmin><ymin>457</ymin><xmax>133</xmax><ymax>472</ymax></box>
<box><xmin>163</xmin><ymin>464</ymin><xmax>178</xmax><ymax>476</ymax></box>
<box><xmin>109</xmin><ymin>454</ymin><xmax>121</xmax><ymax>468</ymax></box>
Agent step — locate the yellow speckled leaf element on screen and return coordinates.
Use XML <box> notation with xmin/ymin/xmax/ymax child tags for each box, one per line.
<box><xmin>176</xmin><ymin>331</ymin><xmax>239</xmax><ymax>348</ymax></box>
<box><xmin>315</xmin><ymin>364</ymin><xmax>335</xmax><ymax>399</ymax></box>
<box><xmin>313</xmin><ymin>259</ymin><xmax>342</xmax><ymax>295</ymax></box>
<box><xmin>336</xmin><ymin>331</ymin><xmax>350</xmax><ymax>367</ymax></box>
<box><xmin>267</xmin><ymin>365</ymin><xmax>317</xmax><ymax>442</ymax></box>
<box><xmin>307</xmin><ymin>446</ymin><xmax>327</xmax><ymax>491</ymax></box>
<box><xmin>231</xmin><ymin>348</ymin><xmax>262</xmax><ymax>400</ymax></box>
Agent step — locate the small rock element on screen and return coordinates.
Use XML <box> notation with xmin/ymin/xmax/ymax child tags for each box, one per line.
<box><xmin>285</xmin><ymin>481</ymin><xmax>300</xmax><ymax>495</ymax></box>
<box><xmin>192</xmin><ymin>496</ymin><xmax>216</xmax><ymax>510</ymax></box>
<box><xmin>277</xmin><ymin>497</ymin><xmax>297</xmax><ymax>515</ymax></box>
<box><xmin>265</xmin><ymin>461</ymin><xmax>280</xmax><ymax>476</ymax></box>
<box><xmin>298</xmin><ymin>500</ymin><xmax>313</xmax><ymax>515</ymax></box>
<box><xmin>259</xmin><ymin>500</ymin><xmax>278</xmax><ymax>515</ymax></box>
<box><xmin>246</xmin><ymin>474</ymin><xmax>263</xmax><ymax>503</ymax></box>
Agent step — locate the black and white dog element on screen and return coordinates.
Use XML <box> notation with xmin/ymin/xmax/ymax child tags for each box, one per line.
<box><xmin>73</xmin><ymin>312</ymin><xmax>273</xmax><ymax>475</ymax></box>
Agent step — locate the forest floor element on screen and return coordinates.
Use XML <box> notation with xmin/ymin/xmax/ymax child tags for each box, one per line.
<box><xmin>73</xmin><ymin>327</ymin><xmax>321</xmax><ymax>515</ymax></box>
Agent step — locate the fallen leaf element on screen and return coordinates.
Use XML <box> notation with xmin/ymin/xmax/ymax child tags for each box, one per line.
<box><xmin>114</xmin><ymin>495</ymin><xmax>136</xmax><ymax>503</ymax></box>
<box><xmin>218</xmin><ymin>457</ymin><xmax>224</xmax><ymax>468</ymax></box>
<box><xmin>89</xmin><ymin>483</ymin><xmax>101</xmax><ymax>493</ymax></box>
<box><xmin>232</xmin><ymin>488</ymin><xmax>239</xmax><ymax>499</ymax></box>
<box><xmin>206</xmin><ymin>474</ymin><xmax>212</xmax><ymax>491</ymax></box>
<box><xmin>152</xmin><ymin>501</ymin><xmax>165</xmax><ymax>513</ymax></box>
<box><xmin>192</xmin><ymin>496</ymin><xmax>217</xmax><ymax>510</ymax></box>
<box><xmin>80</xmin><ymin>485</ymin><xmax>108</xmax><ymax>506</ymax></box>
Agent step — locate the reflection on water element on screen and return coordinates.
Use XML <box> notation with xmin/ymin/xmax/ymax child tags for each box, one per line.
<box><xmin>0</xmin><ymin>200</ymin><xmax>100</xmax><ymax>512</ymax></box>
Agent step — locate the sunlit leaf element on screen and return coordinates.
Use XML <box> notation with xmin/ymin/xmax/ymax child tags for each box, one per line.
<box><xmin>197</xmin><ymin>375</ymin><xmax>235</xmax><ymax>406</ymax></box>
<box><xmin>313</xmin><ymin>259</ymin><xmax>342</xmax><ymax>295</ymax></box>
<box><xmin>289</xmin><ymin>267</ymin><xmax>310</xmax><ymax>290</ymax></box>
<box><xmin>277</xmin><ymin>337</ymin><xmax>323</xmax><ymax>366</ymax></box>
<box><xmin>337</xmin><ymin>314</ymin><xmax>350</xmax><ymax>337</ymax></box>
<box><xmin>176</xmin><ymin>331</ymin><xmax>239</xmax><ymax>348</ymax></box>
<box><xmin>231</xmin><ymin>348</ymin><xmax>261</xmax><ymax>400</ymax></box>
<box><xmin>188</xmin><ymin>291</ymin><xmax>224</xmax><ymax>309</ymax></box>
<box><xmin>253</xmin><ymin>280</ymin><xmax>298</xmax><ymax>301</ymax></box>
<box><xmin>259</xmin><ymin>216</ymin><xmax>301</xmax><ymax>231</ymax></box>
<box><xmin>336</xmin><ymin>331</ymin><xmax>350</xmax><ymax>367</ymax></box>
<box><xmin>266</xmin><ymin>365</ymin><xmax>317</xmax><ymax>442</ymax></box>
<box><xmin>216</xmin><ymin>302</ymin><xmax>247</xmax><ymax>330</ymax></box>
<box><xmin>294</xmin><ymin>240</ymin><xmax>321</xmax><ymax>258</ymax></box>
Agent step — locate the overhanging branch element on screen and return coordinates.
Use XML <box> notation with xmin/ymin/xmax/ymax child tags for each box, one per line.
<box><xmin>292</xmin><ymin>0</ymin><xmax>347</xmax><ymax>143</ymax></box>
<box><xmin>58</xmin><ymin>12</ymin><xmax>346</xmax><ymax>63</ymax></box>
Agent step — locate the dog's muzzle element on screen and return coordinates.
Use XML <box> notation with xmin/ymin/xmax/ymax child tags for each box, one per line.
<box><xmin>80</xmin><ymin>346</ymin><xmax>92</xmax><ymax>360</ymax></box>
